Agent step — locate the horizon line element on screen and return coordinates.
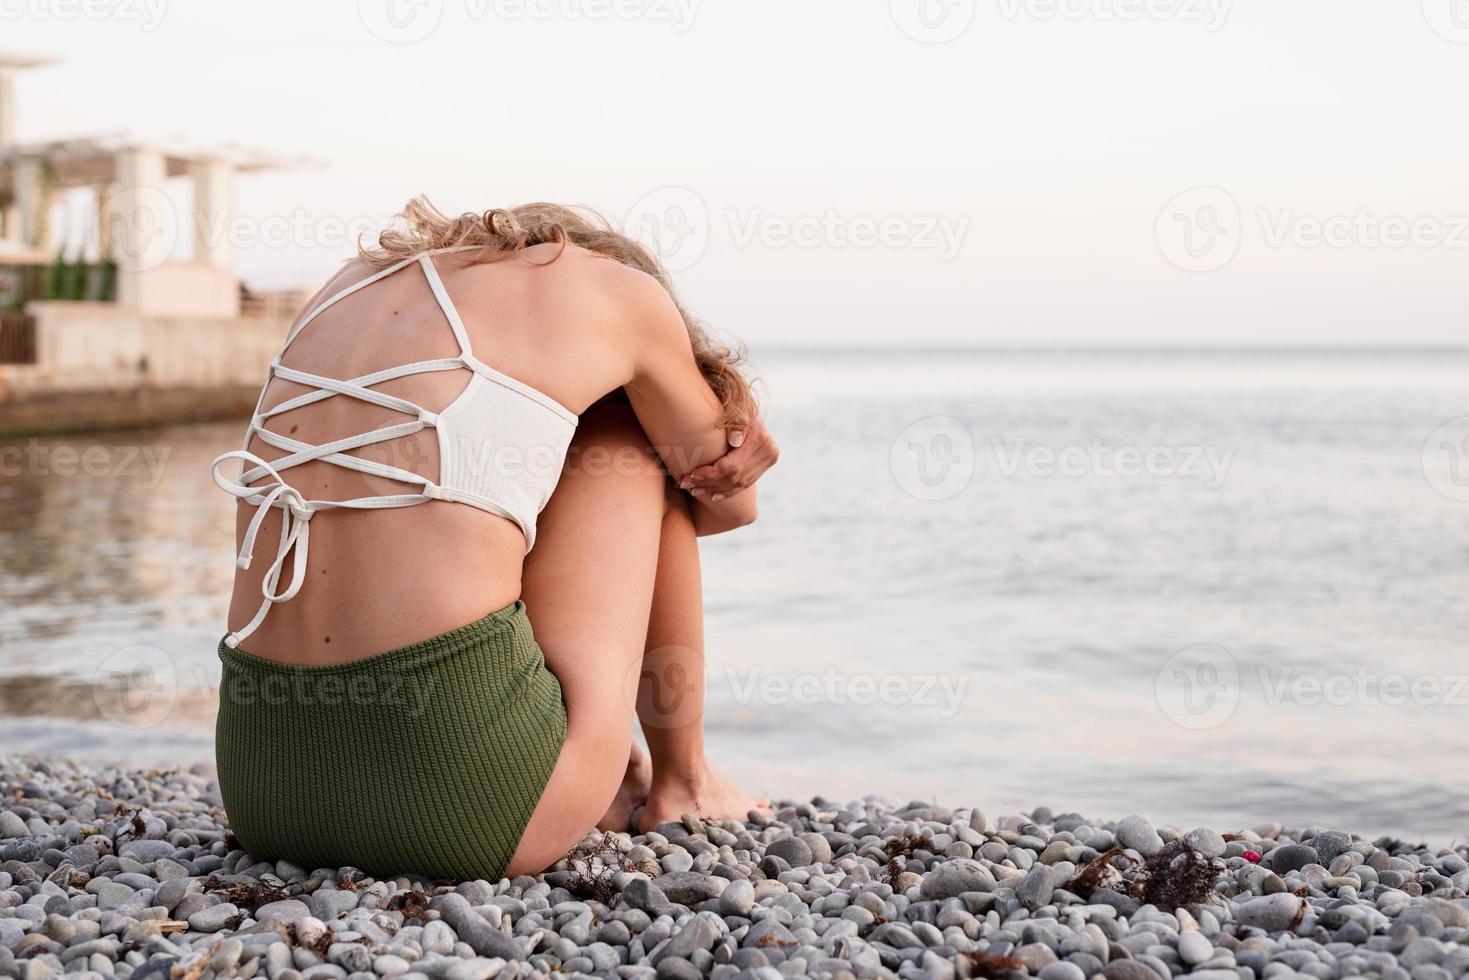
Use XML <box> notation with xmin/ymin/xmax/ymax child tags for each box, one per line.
<box><xmin>749</xmin><ymin>342</ymin><xmax>1469</xmax><ymax>354</ymax></box>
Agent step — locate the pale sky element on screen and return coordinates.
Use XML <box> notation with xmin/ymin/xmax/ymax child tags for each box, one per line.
<box><xmin>8</xmin><ymin>0</ymin><xmax>1469</xmax><ymax>346</ymax></box>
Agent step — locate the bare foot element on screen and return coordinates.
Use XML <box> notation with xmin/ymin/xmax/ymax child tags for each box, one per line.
<box><xmin>637</xmin><ymin>760</ymin><xmax>771</xmax><ymax>833</ymax></box>
<box><xmin>597</xmin><ymin>742</ymin><xmax>652</xmax><ymax>832</ymax></box>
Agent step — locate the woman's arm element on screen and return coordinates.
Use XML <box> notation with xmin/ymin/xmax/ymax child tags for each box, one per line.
<box><xmin>679</xmin><ymin>415</ymin><xmax>779</xmax><ymax>502</ymax></box>
<box><xmin>614</xmin><ymin>269</ymin><xmax>758</xmax><ymax>536</ymax></box>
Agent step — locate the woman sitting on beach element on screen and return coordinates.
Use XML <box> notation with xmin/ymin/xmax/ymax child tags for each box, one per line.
<box><xmin>210</xmin><ymin>199</ymin><xmax>778</xmax><ymax>881</ymax></box>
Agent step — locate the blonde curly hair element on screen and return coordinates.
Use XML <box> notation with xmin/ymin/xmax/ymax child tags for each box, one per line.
<box><xmin>361</xmin><ymin>197</ymin><xmax>756</xmax><ymax>428</ymax></box>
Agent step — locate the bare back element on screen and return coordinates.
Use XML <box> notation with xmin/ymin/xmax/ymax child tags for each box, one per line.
<box><xmin>227</xmin><ymin>244</ymin><xmax>642</xmax><ymax>663</ymax></box>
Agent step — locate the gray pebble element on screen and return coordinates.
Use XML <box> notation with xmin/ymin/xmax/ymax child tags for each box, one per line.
<box><xmin>1182</xmin><ymin>828</ymin><xmax>1226</xmax><ymax>858</ymax></box>
<box><xmin>1236</xmin><ymin>893</ymin><xmax>1304</xmax><ymax>933</ymax></box>
<box><xmin>1</xmin><ymin>757</ymin><xmax>1461</xmax><ymax>980</ymax></box>
<box><xmin>718</xmin><ymin>878</ymin><xmax>755</xmax><ymax>916</ymax></box>
<box><xmin>1017</xmin><ymin>864</ymin><xmax>1056</xmax><ymax>910</ymax></box>
<box><xmin>1114</xmin><ymin>814</ymin><xmax>1164</xmax><ymax>857</ymax></box>
<box><xmin>438</xmin><ymin>894</ymin><xmax>522</xmax><ymax>961</ymax></box>
<box><xmin>918</xmin><ymin>859</ymin><xmax>995</xmax><ymax>900</ymax></box>
<box><xmin>1269</xmin><ymin>843</ymin><xmax>1320</xmax><ymax>874</ymax></box>
<box><xmin>187</xmin><ymin>902</ymin><xmax>240</xmax><ymax>932</ymax></box>
<box><xmin>1038</xmin><ymin>964</ymin><xmax>1086</xmax><ymax>980</ymax></box>
<box><xmin>764</xmin><ymin>837</ymin><xmax>812</xmax><ymax>868</ymax></box>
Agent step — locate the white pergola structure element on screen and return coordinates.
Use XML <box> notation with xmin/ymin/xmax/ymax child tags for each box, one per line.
<box><xmin>0</xmin><ymin>54</ymin><xmax>52</xmax><ymax>241</ymax></box>
<box><xmin>0</xmin><ymin>53</ymin><xmax>291</xmax><ymax>317</ymax></box>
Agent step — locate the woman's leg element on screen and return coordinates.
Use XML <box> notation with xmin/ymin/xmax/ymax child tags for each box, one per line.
<box><xmin>505</xmin><ymin>402</ymin><xmax>664</xmax><ymax>874</ymax></box>
<box><xmin>505</xmin><ymin>402</ymin><xmax>760</xmax><ymax>873</ymax></box>
<box><xmin>636</xmin><ymin>486</ymin><xmax>768</xmax><ymax>831</ymax></box>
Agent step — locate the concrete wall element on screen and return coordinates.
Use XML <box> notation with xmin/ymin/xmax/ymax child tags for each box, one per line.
<box><xmin>134</xmin><ymin>263</ymin><xmax>240</xmax><ymax>318</ymax></box>
<box><xmin>0</xmin><ymin>301</ymin><xmax>290</xmax><ymax>434</ymax></box>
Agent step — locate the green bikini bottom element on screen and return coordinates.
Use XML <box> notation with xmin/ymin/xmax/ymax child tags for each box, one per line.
<box><xmin>215</xmin><ymin>600</ymin><xmax>566</xmax><ymax>882</ymax></box>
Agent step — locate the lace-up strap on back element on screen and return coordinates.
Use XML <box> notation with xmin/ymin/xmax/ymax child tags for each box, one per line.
<box><xmin>213</xmin><ymin>246</ymin><xmax>578</xmax><ymax>650</ymax></box>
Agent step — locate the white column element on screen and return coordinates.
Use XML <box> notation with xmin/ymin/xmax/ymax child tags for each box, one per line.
<box><xmin>189</xmin><ymin>158</ymin><xmax>233</xmax><ymax>268</ymax></box>
<box><xmin>96</xmin><ymin>184</ymin><xmax>116</xmax><ymax>260</ymax></box>
<box><xmin>0</xmin><ymin>69</ymin><xmax>15</xmax><ymax>237</ymax></box>
<box><xmin>0</xmin><ymin>71</ymin><xmax>15</xmax><ymax>239</ymax></box>
<box><xmin>0</xmin><ymin>66</ymin><xmax>15</xmax><ymax>148</ymax></box>
<box><xmin>14</xmin><ymin>156</ymin><xmax>50</xmax><ymax>247</ymax></box>
<box><xmin>112</xmin><ymin>147</ymin><xmax>171</xmax><ymax>309</ymax></box>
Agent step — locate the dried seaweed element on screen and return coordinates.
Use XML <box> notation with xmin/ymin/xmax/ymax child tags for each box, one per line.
<box><xmin>386</xmin><ymin>887</ymin><xmax>431</xmax><ymax>921</ymax></box>
<box><xmin>880</xmin><ymin>833</ymin><xmax>925</xmax><ymax>885</ymax></box>
<box><xmin>203</xmin><ymin>874</ymin><xmax>291</xmax><ymax>912</ymax></box>
<box><xmin>565</xmin><ymin>832</ymin><xmax>638</xmax><ymax>905</ymax></box>
<box><xmin>1068</xmin><ymin>846</ymin><xmax>1133</xmax><ymax>899</ymax></box>
<box><xmin>1129</xmin><ymin>840</ymin><xmax>1223</xmax><ymax>909</ymax></box>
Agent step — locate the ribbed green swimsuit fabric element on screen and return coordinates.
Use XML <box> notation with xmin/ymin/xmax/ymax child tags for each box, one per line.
<box><xmin>215</xmin><ymin>600</ymin><xmax>566</xmax><ymax>882</ymax></box>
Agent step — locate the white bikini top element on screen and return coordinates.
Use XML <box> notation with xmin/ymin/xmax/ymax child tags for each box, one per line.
<box><xmin>211</xmin><ymin>246</ymin><xmax>579</xmax><ymax>650</ymax></box>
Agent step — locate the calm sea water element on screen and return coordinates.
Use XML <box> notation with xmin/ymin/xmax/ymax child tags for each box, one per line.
<box><xmin>2</xmin><ymin>349</ymin><xmax>1467</xmax><ymax>842</ymax></box>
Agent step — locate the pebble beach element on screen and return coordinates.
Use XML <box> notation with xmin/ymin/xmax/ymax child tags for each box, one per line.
<box><xmin>1</xmin><ymin>759</ymin><xmax>1466</xmax><ymax>980</ymax></box>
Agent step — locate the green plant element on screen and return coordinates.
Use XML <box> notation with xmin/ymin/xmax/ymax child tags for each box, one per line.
<box><xmin>97</xmin><ymin>259</ymin><xmax>117</xmax><ymax>302</ymax></box>
<box><xmin>45</xmin><ymin>251</ymin><xmax>65</xmax><ymax>300</ymax></box>
<box><xmin>62</xmin><ymin>253</ymin><xmax>88</xmax><ymax>302</ymax></box>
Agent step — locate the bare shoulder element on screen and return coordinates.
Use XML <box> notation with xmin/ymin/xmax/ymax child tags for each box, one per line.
<box><xmin>286</xmin><ymin>257</ymin><xmax>373</xmax><ymax>330</ymax></box>
<box><xmin>523</xmin><ymin>243</ymin><xmax>666</xmax><ymax>296</ymax></box>
<box><xmin>498</xmin><ymin>244</ymin><xmax>682</xmax><ymax>330</ymax></box>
